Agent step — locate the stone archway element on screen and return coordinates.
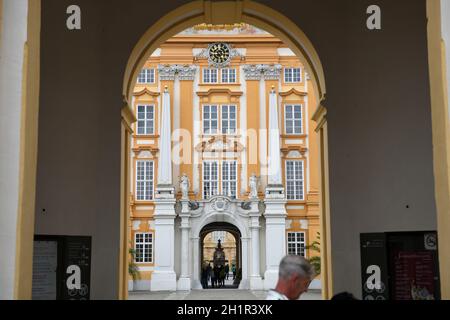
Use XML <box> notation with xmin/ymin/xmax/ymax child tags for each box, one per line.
<box><xmin>120</xmin><ymin>0</ymin><xmax>331</xmax><ymax>299</ymax></box>
<box><xmin>187</xmin><ymin>196</ymin><xmax>252</xmax><ymax>290</ymax></box>
<box><xmin>199</xmin><ymin>222</ymin><xmax>241</xmax><ymax>289</ymax></box>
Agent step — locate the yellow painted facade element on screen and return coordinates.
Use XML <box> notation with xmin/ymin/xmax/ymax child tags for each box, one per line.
<box><xmin>129</xmin><ymin>25</ymin><xmax>321</xmax><ymax>284</ymax></box>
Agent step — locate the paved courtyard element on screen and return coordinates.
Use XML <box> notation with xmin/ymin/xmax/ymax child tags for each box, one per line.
<box><xmin>129</xmin><ymin>289</ymin><xmax>322</xmax><ymax>300</ymax></box>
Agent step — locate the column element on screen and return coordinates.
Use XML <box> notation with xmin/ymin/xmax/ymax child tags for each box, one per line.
<box><xmin>177</xmin><ymin>200</ymin><xmax>191</xmax><ymax>290</ymax></box>
<box><xmin>191</xmin><ymin>237</ymin><xmax>202</xmax><ymax>289</ymax></box>
<box><xmin>263</xmin><ymin>83</ymin><xmax>287</xmax><ymax>290</ymax></box>
<box><xmin>178</xmin><ymin>65</ymin><xmax>196</xmax><ymax>192</ymax></box>
<box><xmin>243</xmin><ymin>65</ymin><xmax>261</xmax><ymax>194</ymax></box>
<box><xmin>151</xmin><ymin>86</ymin><xmax>177</xmax><ymax>291</ymax></box>
<box><xmin>0</xmin><ymin>0</ymin><xmax>39</xmax><ymax>300</ymax></box>
<box><xmin>249</xmin><ymin>200</ymin><xmax>263</xmax><ymax>290</ymax></box>
<box><xmin>238</xmin><ymin>237</ymin><xmax>250</xmax><ymax>289</ymax></box>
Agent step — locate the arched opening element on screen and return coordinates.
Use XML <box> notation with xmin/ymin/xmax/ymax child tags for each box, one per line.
<box><xmin>121</xmin><ymin>0</ymin><xmax>330</xmax><ymax>300</ymax></box>
<box><xmin>199</xmin><ymin>222</ymin><xmax>241</xmax><ymax>289</ymax></box>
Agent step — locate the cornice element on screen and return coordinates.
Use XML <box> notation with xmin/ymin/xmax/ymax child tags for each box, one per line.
<box><xmin>279</xmin><ymin>88</ymin><xmax>307</xmax><ymax>97</ymax></box>
<box><xmin>311</xmin><ymin>104</ymin><xmax>327</xmax><ymax>132</ymax></box>
<box><xmin>133</xmin><ymin>88</ymin><xmax>161</xmax><ymax>97</ymax></box>
<box><xmin>196</xmin><ymin>88</ymin><xmax>243</xmax><ymax>97</ymax></box>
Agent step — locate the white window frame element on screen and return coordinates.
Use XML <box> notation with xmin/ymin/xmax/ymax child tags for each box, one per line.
<box><xmin>137</xmin><ymin>68</ymin><xmax>155</xmax><ymax>84</ymax></box>
<box><xmin>203</xmin><ymin>68</ymin><xmax>218</xmax><ymax>84</ymax></box>
<box><xmin>134</xmin><ymin>232</ymin><xmax>153</xmax><ymax>263</ymax></box>
<box><xmin>222</xmin><ymin>161</ymin><xmax>237</xmax><ymax>199</ymax></box>
<box><xmin>221</xmin><ymin>68</ymin><xmax>236</xmax><ymax>83</ymax></box>
<box><xmin>202</xmin><ymin>161</ymin><xmax>219</xmax><ymax>199</ymax></box>
<box><xmin>212</xmin><ymin>231</ymin><xmax>226</xmax><ymax>242</ymax></box>
<box><xmin>284</xmin><ymin>67</ymin><xmax>302</xmax><ymax>83</ymax></box>
<box><xmin>221</xmin><ymin>105</ymin><xmax>237</xmax><ymax>134</ymax></box>
<box><xmin>136</xmin><ymin>105</ymin><xmax>155</xmax><ymax>135</ymax></box>
<box><xmin>284</xmin><ymin>104</ymin><xmax>303</xmax><ymax>135</ymax></box>
<box><xmin>202</xmin><ymin>105</ymin><xmax>219</xmax><ymax>135</ymax></box>
<box><xmin>136</xmin><ymin>160</ymin><xmax>154</xmax><ymax>201</ymax></box>
<box><xmin>287</xmin><ymin>231</ymin><xmax>306</xmax><ymax>257</ymax></box>
<box><xmin>285</xmin><ymin>160</ymin><xmax>305</xmax><ymax>200</ymax></box>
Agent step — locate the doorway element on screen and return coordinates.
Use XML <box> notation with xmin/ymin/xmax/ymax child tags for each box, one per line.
<box><xmin>199</xmin><ymin>222</ymin><xmax>241</xmax><ymax>289</ymax></box>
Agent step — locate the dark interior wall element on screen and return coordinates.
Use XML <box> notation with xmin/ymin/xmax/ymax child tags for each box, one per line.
<box><xmin>35</xmin><ymin>0</ymin><xmax>435</xmax><ymax>298</ymax></box>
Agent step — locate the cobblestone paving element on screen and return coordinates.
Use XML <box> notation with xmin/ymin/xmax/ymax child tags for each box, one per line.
<box><xmin>129</xmin><ymin>289</ymin><xmax>322</xmax><ymax>300</ymax></box>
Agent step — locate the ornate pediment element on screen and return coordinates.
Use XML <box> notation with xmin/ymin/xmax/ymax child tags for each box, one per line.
<box><xmin>132</xmin><ymin>146</ymin><xmax>159</xmax><ymax>157</ymax></box>
<box><xmin>281</xmin><ymin>146</ymin><xmax>308</xmax><ymax>158</ymax></box>
<box><xmin>279</xmin><ymin>88</ymin><xmax>307</xmax><ymax>97</ymax></box>
<box><xmin>195</xmin><ymin>136</ymin><xmax>244</xmax><ymax>153</ymax></box>
<box><xmin>133</xmin><ymin>88</ymin><xmax>160</xmax><ymax>98</ymax></box>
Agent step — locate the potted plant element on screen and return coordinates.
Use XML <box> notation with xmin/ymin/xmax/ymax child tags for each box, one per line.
<box><xmin>306</xmin><ymin>232</ymin><xmax>321</xmax><ymax>276</ymax></box>
<box><xmin>128</xmin><ymin>247</ymin><xmax>140</xmax><ymax>291</ymax></box>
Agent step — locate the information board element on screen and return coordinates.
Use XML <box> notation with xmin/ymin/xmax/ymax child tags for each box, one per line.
<box><xmin>32</xmin><ymin>235</ymin><xmax>91</xmax><ymax>300</ymax></box>
<box><xmin>31</xmin><ymin>240</ymin><xmax>58</xmax><ymax>300</ymax></box>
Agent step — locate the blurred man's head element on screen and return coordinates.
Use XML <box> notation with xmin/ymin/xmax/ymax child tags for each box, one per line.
<box><xmin>276</xmin><ymin>255</ymin><xmax>315</xmax><ymax>300</ymax></box>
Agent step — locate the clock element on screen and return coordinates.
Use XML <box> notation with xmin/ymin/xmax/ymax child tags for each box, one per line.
<box><xmin>208</xmin><ymin>43</ymin><xmax>231</xmax><ymax>67</ymax></box>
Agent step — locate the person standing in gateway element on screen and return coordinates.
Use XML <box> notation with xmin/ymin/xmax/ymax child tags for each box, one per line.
<box><xmin>266</xmin><ymin>255</ymin><xmax>315</xmax><ymax>300</ymax></box>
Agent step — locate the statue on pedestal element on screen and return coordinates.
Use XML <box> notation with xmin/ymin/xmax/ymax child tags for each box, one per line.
<box><xmin>180</xmin><ymin>173</ymin><xmax>190</xmax><ymax>200</ymax></box>
<box><xmin>213</xmin><ymin>239</ymin><xmax>226</xmax><ymax>268</ymax></box>
<box><xmin>249</xmin><ymin>173</ymin><xmax>259</xmax><ymax>199</ymax></box>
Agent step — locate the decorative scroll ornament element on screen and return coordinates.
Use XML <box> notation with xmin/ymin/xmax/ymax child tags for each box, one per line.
<box><xmin>210</xmin><ymin>196</ymin><xmax>230</xmax><ymax>212</ymax></box>
<box><xmin>263</xmin><ymin>64</ymin><xmax>283</xmax><ymax>80</ymax></box>
<box><xmin>194</xmin><ymin>42</ymin><xmax>245</xmax><ymax>68</ymax></box>
<box><xmin>188</xmin><ymin>201</ymin><xmax>200</xmax><ymax>211</ymax></box>
<box><xmin>157</xmin><ymin>64</ymin><xmax>197</xmax><ymax>81</ymax></box>
<box><xmin>158</xmin><ymin>65</ymin><xmax>177</xmax><ymax>80</ymax></box>
<box><xmin>243</xmin><ymin>64</ymin><xmax>282</xmax><ymax>80</ymax></box>
<box><xmin>243</xmin><ymin>64</ymin><xmax>265</xmax><ymax>80</ymax></box>
<box><xmin>177</xmin><ymin>65</ymin><xmax>197</xmax><ymax>80</ymax></box>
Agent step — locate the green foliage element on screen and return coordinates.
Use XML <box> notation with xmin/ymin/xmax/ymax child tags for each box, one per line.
<box><xmin>128</xmin><ymin>247</ymin><xmax>140</xmax><ymax>280</ymax></box>
<box><xmin>306</xmin><ymin>232</ymin><xmax>321</xmax><ymax>275</ymax></box>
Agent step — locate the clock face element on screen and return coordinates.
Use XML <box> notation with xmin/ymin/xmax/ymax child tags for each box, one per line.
<box><xmin>208</xmin><ymin>43</ymin><xmax>231</xmax><ymax>65</ymax></box>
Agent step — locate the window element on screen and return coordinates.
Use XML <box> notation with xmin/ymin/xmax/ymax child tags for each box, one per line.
<box><xmin>212</xmin><ymin>231</ymin><xmax>226</xmax><ymax>242</ymax></box>
<box><xmin>203</xmin><ymin>105</ymin><xmax>218</xmax><ymax>134</ymax></box>
<box><xmin>203</xmin><ymin>68</ymin><xmax>218</xmax><ymax>83</ymax></box>
<box><xmin>222</xmin><ymin>161</ymin><xmax>237</xmax><ymax>199</ymax></box>
<box><xmin>221</xmin><ymin>68</ymin><xmax>236</xmax><ymax>83</ymax></box>
<box><xmin>136</xmin><ymin>160</ymin><xmax>154</xmax><ymax>201</ymax></box>
<box><xmin>284</xmin><ymin>67</ymin><xmax>301</xmax><ymax>83</ymax></box>
<box><xmin>203</xmin><ymin>161</ymin><xmax>238</xmax><ymax>199</ymax></box>
<box><xmin>221</xmin><ymin>105</ymin><xmax>236</xmax><ymax>134</ymax></box>
<box><xmin>137</xmin><ymin>68</ymin><xmax>155</xmax><ymax>84</ymax></box>
<box><xmin>286</xmin><ymin>160</ymin><xmax>304</xmax><ymax>200</ymax></box>
<box><xmin>287</xmin><ymin>232</ymin><xmax>306</xmax><ymax>257</ymax></box>
<box><xmin>203</xmin><ymin>161</ymin><xmax>219</xmax><ymax>199</ymax></box>
<box><xmin>137</xmin><ymin>105</ymin><xmax>154</xmax><ymax>135</ymax></box>
<box><xmin>285</xmin><ymin>105</ymin><xmax>302</xmax><ymax>135</ymax></box>
<box><xmin>135</xmin><ymin>233</ymin><xmax>153</xmax><ymax>263</ymax></box>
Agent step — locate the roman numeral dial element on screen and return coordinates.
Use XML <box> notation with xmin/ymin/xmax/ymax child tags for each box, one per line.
<box><xmin>208</xmin><ymin>43</ymin><xmax>231</xmax><ymax>65</ymax></box>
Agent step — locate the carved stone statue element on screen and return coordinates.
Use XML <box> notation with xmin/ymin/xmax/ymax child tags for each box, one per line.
<box><xmin>213</xmin><ymin>239</ymin><xmax>226</xmax><ymax>268</ymax></box>
<box><xmin>249</xmin><ymin>173</ymin><xmax>259</xmax><ymax>199</ymax></box>
<box><xmin>180</xmin><ymin>173</ymin><xmax>190</xmax><ymax>200</ymax></box>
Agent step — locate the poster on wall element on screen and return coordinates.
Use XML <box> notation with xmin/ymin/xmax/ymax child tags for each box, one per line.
<box><xmin>360</xmin><ymin>231</ymin><xmax>440</xmax><ymax>300</ymax></box>
<box><xmin>32</xmin><ymin>235</ymin><xmax>91</xmax><ymax>300</ymax></box>
<box><xmin>31</xmin><ymin>241</ymin><xmax>58</xmax><ymax>300</ymax></box>
<box><xmin>360</xmin><ymin>233</ymin><xmax>390</xmax><ymax>300</ymax></box>
<box><xmin>388</xmin><ymin>232</ymin><xmax>440</xmax><ymax>300</ymax></box>
<box><xmin>61</xmin><ymin>236</ymin><xmax>92</xmax><ymax>300</ymax></box>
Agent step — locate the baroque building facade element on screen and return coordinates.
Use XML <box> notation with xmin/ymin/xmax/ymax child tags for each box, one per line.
<box><xmin>129</xmin><ymin>25</ymin><xmax>320</xmax><ymax>291</ymax></box>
